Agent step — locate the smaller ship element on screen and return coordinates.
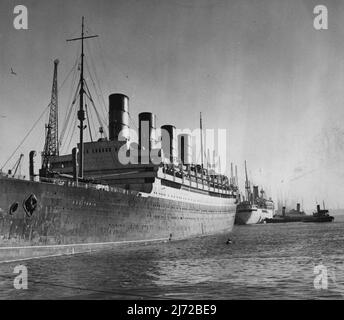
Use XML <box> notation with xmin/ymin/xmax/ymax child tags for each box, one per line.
<box><xmin>265</xmin><ymin>203</ymin><xmax>306</xmax><ymax>223</ymax></box>
<box><xmin>235</xmin><ymin>161</ymin><xmax>274</xmax><ymax>225</ymax></box>
<box><xmin>302</xmin><ymin>203</ymin><xmax>334</xmax><ymax>223</ymax></box>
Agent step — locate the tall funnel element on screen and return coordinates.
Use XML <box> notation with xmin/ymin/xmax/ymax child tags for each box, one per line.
<box><xmin>161</xmin><ymin>125</ymin><xmax>177</xmax><ymax>164</ymax></box>
<box><xmin>109</xmin><ymin>94</ymin><xmax>130</xmax><ymax>142</ymax></box>
<box><xmin>139</xmin><ymin>112</ymin><xmax>157</xmax><ymax>163</ymax></box>
<box><xmin>178</xmin><ymin>134</ymin><xmax>192</xmax><ymax>165</ymax></box>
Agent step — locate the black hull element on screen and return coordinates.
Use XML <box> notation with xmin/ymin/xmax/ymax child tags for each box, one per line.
<box><xmin>0</xmin><ymin>176</ymin><xmax>236</xmax><ymax>263</ymax></box>
<box><xmin>302</xmin><ymin>216</ymin><xmax>334</xmax><ymax>223</ymax></box>
<box><xmin>266</xmin><ymin>216</ymin><xmax>334</xmax><ymax>223</ymax></box>
<box><xmin>265</xmin><ymin>217</ymin><xmax>304</xmax><ymax>223</ymax></box>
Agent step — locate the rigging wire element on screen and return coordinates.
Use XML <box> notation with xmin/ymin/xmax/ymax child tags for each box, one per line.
<box><xmin>85</xmin><ymin>22</ymin><xmax>111</xmax><ymax>94</ymax></box>
<box><xmin>85</xmin><ymin>95</ymin><xmax>99</xmax><ymax>141</ymax></box>
<box><xmin>59</xmin><ymin>48</ymin><xmax>81</xmax><ymax>147</ymax></box>
<box><xmin>59</xmin><ymin>81</ymin><xmax>80</xmax><ymax>150</ymax></box>
<box><xmin>0</xmin><ymin>106</ymin><xmax>50</xmax><ymax>171</ymax></box>
<box><xmin>58</xmin><ymin>44</ymin><xmax>81</xmax><ymax>152</ymax></box>
<box><xmin>63</xmin><ymin>105</ymin><xmax>78</xmax><ymax>154</ymax></box>
<box><xmin>89</xmin><ymin>105</ymin><xmax>98</xmax><ymax>141</ymax></box>
<box><xmin>1</xmin><ymin>55</ymin><xmax>80</xmax><ymax>171</ymax></box>
<box><xmin>60</xmin><ymin>56</ymin><xmax>80</xmax><ymax>142</ymax></box>
<box><xmin>84</xmin><ymin>80</ymin><xmax>107</xmax><ymax>138</ymax></box>
<box><xmin>82</xmin><ymin>37</ymin><xmax>121</xmax><ymax>167</ymax></box>
<box><xmin>59</xmin><ymin>55</ymin><xmax>80</xmax><ymax>93</ymax></box>
<box><xmin>85</xmin><ymin>103</ymin><xmax>94</xmax><ymax>142</ymax></box>
<box><xmin>84</xmin><ymin>22</ymin><xmax>139</xmax><ymax>143</ymax></box>
<box><xmin>85</xmin><ymin>38</ymin><xmax>108</xmax><ymax>121</ymax></box>
<box><xmin>84</xmin><ymin>50</ymin><xmax>108</xmax><ymax>125</ymax></box>
<box><xmin>54</xmin><ymin>25</ymin><xmax>106</xmax><ymax>154</ymax></box>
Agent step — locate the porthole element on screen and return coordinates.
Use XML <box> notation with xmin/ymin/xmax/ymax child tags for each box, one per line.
<box><xmin>9</xmin><ymin>202</ymin><xmax>19</xmax><ymax>215</ymax></box>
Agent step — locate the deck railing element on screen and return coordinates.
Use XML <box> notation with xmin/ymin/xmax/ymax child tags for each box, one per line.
<box><xmin>0</xmin><ymin>171</ymin><xmax>131</xmax><ymax>195</ymax></box>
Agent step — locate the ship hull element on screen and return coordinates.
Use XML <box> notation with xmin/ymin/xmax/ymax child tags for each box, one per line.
<box><xmin>265</xmin><ymin>216</ymin><xmax>303</xmax><ymax>223</ymax></box>
<box><xmin>302</xmin><ymin>216</ymin><xmax>334</xmax><ymax>223</ymax></box>
<box><xmin>0</xmin><ymin>176</ymin><xmax>236</xmax><ymax>263</ymax></box>
<box><xmin>235</xmin><ymin>208</ymin><xmax>274</xmax><ymax>225</ymax></box>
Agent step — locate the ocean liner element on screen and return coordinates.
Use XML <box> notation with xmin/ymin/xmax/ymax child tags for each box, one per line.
<box><xmin>0</xmin><ymin>18</ymin><xmax>238</xmax><ymax>263</ymax></box>
<box><xmin>235</xmin><ymin>161</ymin><xmax>274</xmax><ymax>225</ymax></box>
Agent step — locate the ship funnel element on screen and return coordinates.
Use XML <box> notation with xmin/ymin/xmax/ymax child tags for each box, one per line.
<box><xmin>282</xmin><ymin>206</ymin><xmax>286</xmax><ymax>217</ymax></box>
<box><xmin>109</xmin><ymin>94</ymin><xmax>130</xmax><ymax>142</ymax></box>
<box><xmin>29</xmin><ymin>150</ymin><xmax>36</xmax><ymax>181</ymax></box>
<box><xmin>317</xmin><ymin>204</ymin><xmax>321</xmax><ymax>213</ymax></box>
<box><xmin>161</xmin><ymin>125</ymin><xmax>177</xmax><ymax>164</ymax></box>
<box><xmin>178</xmin><ymin>134</ymin><xmax>192</xmax><ymax>166</ymax></box>
<box><xmin>253</xmin><ymin>186</ymin><xmax>259</xmax><ymax>202</ymax></box>
<box><xmin>139</xmin><ymin>112</ymin><xmax>157</xmax><ymax>163</ymax></box>
<box><xmin>296</xmin><ymin>203</ymin><xmax>300</xmax><ymax>212</ymax></box>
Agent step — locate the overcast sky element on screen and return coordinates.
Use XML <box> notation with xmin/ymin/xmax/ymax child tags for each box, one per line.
<box><xmin>1</xmin><ymin>0</ymin><xmax>344</xmax><ymax>209</ymax></box>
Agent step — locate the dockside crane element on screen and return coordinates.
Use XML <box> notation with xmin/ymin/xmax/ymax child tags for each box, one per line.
<box><xmin>40</xmin><ymin>59</ymin><xmax>59</xmax><ymax>177</ymax></box>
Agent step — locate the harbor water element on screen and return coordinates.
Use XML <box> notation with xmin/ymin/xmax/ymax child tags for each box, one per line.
<box><xmin>1</xmin><ymin>215</ymin><xmax>344</xmax><ymax>300</ymax></box>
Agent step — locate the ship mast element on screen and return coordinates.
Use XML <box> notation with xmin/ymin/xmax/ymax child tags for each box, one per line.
<box><xmin>200</xmin><ymin>112</ymin><xmax>204</xmax><ymax>170</ymax></box>
<box><xmin>67</xmin><ymin>17</ymin><xmax>98</xmax><ymax>178</ymax></box>
<box><xmin>244</xmin><ymin>160</ymin><xmax>251</xmax><ymax>202</ymax></box>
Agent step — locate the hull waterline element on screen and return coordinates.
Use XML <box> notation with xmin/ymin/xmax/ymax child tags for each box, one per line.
<box><xmin>0</xmin><ymin>176</ymin><xmax>236</xmax><ymax>263</ymax></box>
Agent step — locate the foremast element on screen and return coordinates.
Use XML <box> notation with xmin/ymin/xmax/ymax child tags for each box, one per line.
<box><xmin>66</xmin><ymin>17</ymin><xmax>98</xmax><ymax>179</ymax></box>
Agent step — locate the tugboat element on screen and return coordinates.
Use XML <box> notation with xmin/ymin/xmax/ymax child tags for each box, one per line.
<box><xmin>302</xmin><ymin>203</ymin><xmax>334</xmax><ymax>223</ymax></box>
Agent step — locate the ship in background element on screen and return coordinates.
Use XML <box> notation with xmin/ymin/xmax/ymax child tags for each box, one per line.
<box><xmin>235</xmin><ymin>161</ymin><xmax>274</xmax><ymax>225</ymax></box>
<box><xmin>0</xmin><ymin>18</ymin><xmax>238</xmax><ymax>263</ymax></box>
<box><xmin>302</xmin><ymin>203</ymin><xmax>334</xmax><ymax>223</ymax></box>
<box><xmin>266</xmin><ymin>201</ymin><xmax>334</xmax><ymax>223</ymax></box>
<box><xmin>265</xmin><ymin>203</ymin><xmax>306</xmax><ymax>223</ymax></box>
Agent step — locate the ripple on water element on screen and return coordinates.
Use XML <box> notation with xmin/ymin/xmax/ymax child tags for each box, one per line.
<box><xmin>1</xmin><ymin>216</ymin><xmax>344</xmax><ymax>299</ymax></box>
